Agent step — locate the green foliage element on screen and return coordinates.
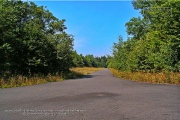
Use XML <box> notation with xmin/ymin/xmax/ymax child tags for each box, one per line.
<box><xmin>72</xmin><ymin>51</ymin><xmax>108</xmax><ymax>68</ymax></box>
<box><xmin>125</xmin><ymin>17</ymin><xmax>149</xmax><ymax>40</ymax></box>
<box><xmin>72</xmin><ymin>51</ymin><xmax>84</xmax><ymax>67</ymax></box>
<box><xmin>0</xmin><ymin>0</ymin><xmax>74</xmax><ymax>76</ymax></box>
<box><xmin>108</xmin><ymin>0</ymin><xmax>180</xmax><ymax>72</ymax></box>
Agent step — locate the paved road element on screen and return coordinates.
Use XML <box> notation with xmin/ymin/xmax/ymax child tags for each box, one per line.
<box><xmin>0</xmin><ymin>69</ymin><xmax>179</xmax><ymax>120</ymax></box>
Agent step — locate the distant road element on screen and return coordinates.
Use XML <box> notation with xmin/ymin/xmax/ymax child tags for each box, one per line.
<box><xmin>0</xmin><ymin>69</ymin><xmax>179</xmax><ymax>120</ymax></box>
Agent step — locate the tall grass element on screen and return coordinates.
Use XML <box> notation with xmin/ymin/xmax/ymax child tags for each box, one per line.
<box><xmin>109</xmin><ymin>68</ymin><xmax>180</xmax><ymax>84</ymax></box>
<box><xmin>0</xmin><ymin>74</ymin><xmax>63</xmax><ymax>88</ymax></box>
<box><xmin>0</xmin><ymin>67</ymin><xmax>103</xmax><ymax>88</ymax></box>
<box><xmin>70</xmin><ymin>67</ymin><xmax>104</xmax><ymax>75</ymax></box>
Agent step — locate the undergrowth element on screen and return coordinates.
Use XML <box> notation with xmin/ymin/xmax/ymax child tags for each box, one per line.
<box><xmin>109</xmin><ymin>68</ymin><xmax>180</xmax><ymax>84</ymax></box>
<box><xmin>70</xmin><ymin>67</ymin><xmax>104</xmax><ymax>75</ymax></box>
<box><xmin>0</xmin><ymin>67</ymin><xmax>103</xmax><ymax>88</ymax></box>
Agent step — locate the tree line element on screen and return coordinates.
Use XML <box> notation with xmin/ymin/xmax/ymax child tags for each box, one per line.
<box><xmin>107</xmin><ymin>0</ymin><xmax>180</xmax><ymax>72</ymax></box>
<box><xmin>0</xmin><ymin>1</ymin><xmax>107</xmax><ymax>78</ymax></box>
<box><xmin>72</xmin><ymin>51</ymin><xmax>107</xmax><ymax>68</ymax></box>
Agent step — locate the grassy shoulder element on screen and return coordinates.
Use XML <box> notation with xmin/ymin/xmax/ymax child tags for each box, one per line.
<box><xmin>109</xmin><ymin>68</ymin><xmax>180</xmax><ymax>84</ymax></box>
<box><xmin>70</xmin><ymin>67</ymin><xmax>104</xmax><ymax>75</ymax></box>
<box><xmin>0</xmin><ymin>67</ymin><xmax>104</xmax><ymax>89</ymax></box>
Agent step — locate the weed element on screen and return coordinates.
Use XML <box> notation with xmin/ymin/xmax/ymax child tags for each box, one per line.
<box><xmin>0</xmin><ymin>67</ymin><xmax>103</xmax><ymax>88</ymax></box>
<box><xmin>109</xmin><ymin>68</ymin><xmax>180</xmax><ymax>84</ymax></box>
<box><xmin>70</xmin><ymin>67</ymin><xmax>104</xmax><ymax>75</ymax></box>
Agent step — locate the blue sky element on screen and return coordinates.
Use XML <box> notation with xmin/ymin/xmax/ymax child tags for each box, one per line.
<box><xmin>34</xmin><ymin>1</ymin><xmax>140</xmax><ymax>56</ymax></box>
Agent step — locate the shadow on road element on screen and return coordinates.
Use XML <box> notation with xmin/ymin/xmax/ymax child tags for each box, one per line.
<box><xmin>82</xmin><ymin>75</ymin><xmax>94</xmax><ymax>78</ymax></box>
<box><xmin>67</xmin><ymin>74</ymin><xmax>99</xmax><ymax>80</ymax></box>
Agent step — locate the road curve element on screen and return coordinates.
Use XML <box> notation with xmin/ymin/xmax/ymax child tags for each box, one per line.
<box><xmin>0</xmin><ymin>68</ymin><xmax>179</xmax><ymax>120</ymax></box>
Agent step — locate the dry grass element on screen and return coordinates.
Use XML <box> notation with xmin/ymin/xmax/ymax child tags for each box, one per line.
<box><xmin>0</xmin><ymin>74</ymin><xmax>63</xmax><ymax>88</ymax></box>
<box><xmin>70</xmin><ymin>67</ymin><xmax>104</xmax><ymax>75</ymax></box>
<box><xmin>0</xmin><ymin>67</ymin><xmax>104</xmax><ymax>88</ymax></box>
<box><xmin>109</xmin><ymin>68</ymin><xmax>180</xmax><ymax>84</ymax></box>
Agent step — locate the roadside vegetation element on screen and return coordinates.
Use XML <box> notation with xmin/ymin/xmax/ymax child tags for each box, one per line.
<box><xmin>0</xmin><ymin>67</ymin><xmax>103</xmax><ymax>88</ymax></box>
<box><xmin>0</xmin><ymin>1</ymin><xmax>107</xmax><ymax>88</ymax></box>
<box><xmin>107</xmin><ymin>0</ymin><xmax>180</xmax><ymax>84</ymax></box>
<box><xmin>110</xmin><ymin>68</ymin><xmax>180</xmax><ymax>84</ymax></box>
<box><xmin>1</xmin><ymin>0</ymin><xmax>179</xmax><ymax>87</ymax></box>
<box><xmin>71</xmin><ymin>67</ymin><xmax>104</xmax><ymax>75</ymax></box>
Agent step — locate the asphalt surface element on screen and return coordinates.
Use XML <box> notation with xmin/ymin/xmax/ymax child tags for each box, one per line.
<box><xmin>0</xmin><ymin>68</ymin><xmax>180</xmax><ymax>120</ymax></box>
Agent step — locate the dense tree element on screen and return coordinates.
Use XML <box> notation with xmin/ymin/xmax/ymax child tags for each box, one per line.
<box><xmin>72</xmin><ymin>51</ymin><xmax>84</xmax><ymax>67</ymax></box>
<box><xmin>125</xmin><ymin>17</ymin><xmax>149</xmax><ymax>40</ymax></box>
<box><xmin>108</xmin><ymin>0</ymin><xmax>180</xmax><ymax>72</ymax></box>
<box><xmin>72</xmin><ymin>52</ymin><xmax>108</xmax><ymax>68</ymax></box>
<box><xmin>0</xmin><ymin>1</ymin><xmax>74</xmax><ymax>76</ymax></box>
